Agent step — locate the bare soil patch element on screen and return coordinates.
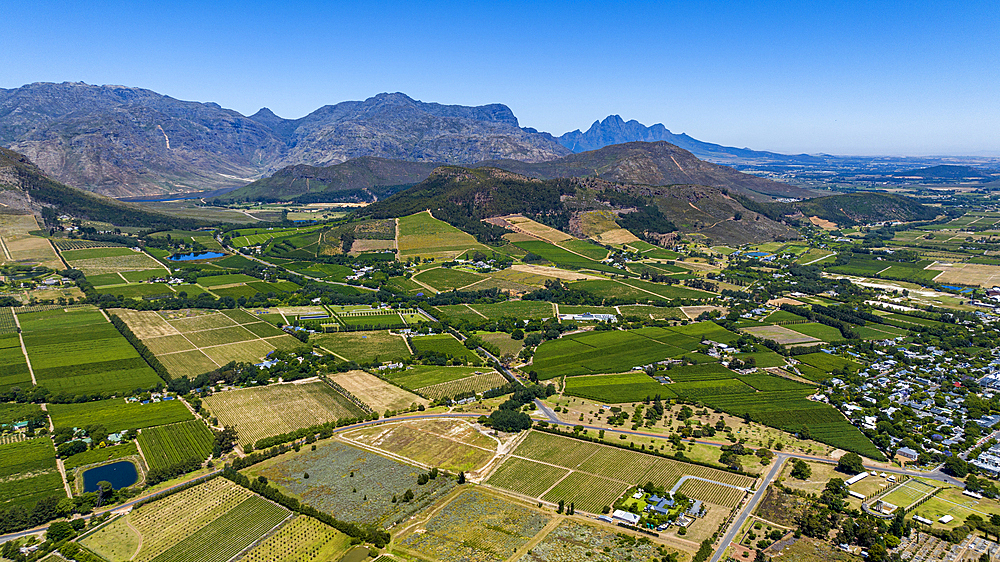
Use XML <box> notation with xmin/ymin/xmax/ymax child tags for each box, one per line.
<box><xmin>680</xmin><ymin>305</ymin><xmax>728</xmax><ymax>319</ymax></box>
<box><xmin>331</xmin><ymin>370</ymin><xmax>427</xmax><ymax>411</ymax></box>
<box><xmin>927</xmin><ymin>262</ymin><xmax>1000</xmax><ymax>287</ymax></box>
<box><xmin>741</xmin><ymin>325</ymin><xmax>820</xmax><ymax>345</ymax></box>
<box><xmin>809</xmin><ymin>216</ymin><xmax>838</xmax><ymax>230</ymax></box>
<box><xmin>510</xmin><ymin>264</ymin><xmax>600</xmax><ymax>281</ymax></box>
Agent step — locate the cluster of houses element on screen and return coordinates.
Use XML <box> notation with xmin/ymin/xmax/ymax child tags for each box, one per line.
<box><xmin>823</xmin><ymin>335</ymin><xmax>1000</xmax><ymax>464</ymax></box>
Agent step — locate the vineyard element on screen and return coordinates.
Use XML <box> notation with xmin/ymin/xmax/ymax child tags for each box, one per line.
<box><xmin>0</xmin><ymin>332</ymin><xmax>31</xmax><ymax>392</ymax></box>
<box><xmin>415</xmin><ymin>371</ymin><xmax>508</xmax><ymax>400</ymax></box>
<box><xmin>239</xmin><ymin>516</ymin><xmax>351</xmax><ymax>562</ymax></box>
<box><xmin>486</xmin><ymin>457</ymin><xmax>570</xmax><ymax>498</ymax></box>
<box><xmin>563</xmin><ymin>372</ymin><xmax>675</xmax><ymax>403</ymax></box>
<box><xmin>489</xmin><ymin>431</ymin><xmax>756</xmax><ymax>511</ymax></box>
<box><xmin>138</xmin><ymin>420</ymin><xmax>215</xmax><ymax>472</ymax></box>
<box><xmin>397</xmin><ymin>488</ymin><xmax>550</xmax><ymax>562</ymax></box>
<box><xmin>541</xmin><ymin>472</ymin><xmax>629</xmax><ymax>513</ymax></box>
<box><xmin>678</xmin><ymin>479</ymin><xmax>745</xmax><ymax>508</ymax></box>
<box><xmin>148</xmin><ymin>495</ymin><xmax>290</xmax><ymax>562</ymax></box>
<box><xmin>82</xmin><ymin>478</ymin><xmax>264</xmax><ymax>562</ymax></box>
<box><xmin>0</xmin><ymin>437</ymin><xmax>62</xmax><ymax>509</ymax></box>
<box><xmin>203</xmin><ymin>381</ymin><xmax>365</xmax><ymax>447</ymax></box>
<box><xmin>246</xmin><ymin>440</ymin><xmax>454</xmax><ymax>528</ymax></box>
<box><xmin>0</xmin><ymin>307</ymin><xmax>16</xmax><ymax>334</ymax></box>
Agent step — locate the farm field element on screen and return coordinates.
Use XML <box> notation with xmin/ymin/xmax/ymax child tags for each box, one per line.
<box><xmin>740</xmin><ymin>324</ymin><xmax>820</xmax><ymax>345</ymax></box>
<box><xmin>410</xmin><ymin>334</ymin><xmax>482</xmax><ymax>364</ymax></box>
<box><xmin>397</xmin><ymin>211</ymin><xmax>490</xmax><ymax>260</ymax></box>
<box><xmin>48</xmin><ymin>398</ymin><xmax>193</xmax><ymax>433</ymax></box>
<box><xmin>0</xmin><ymin>332</ymin><xmax>32</xmax><ymax>391</ymax></box>
<box><xmin>785</xmin><ymin>322</ymin><xmax>846</xmax><ymax>342</ymax></box>
<box><xmin>17</xmin><ymin>307</ymin><xmax>163</xmax><ymax>395</ymax></box>
<box><xmin>63</xmin><ymin>442</ymin><xmax>138</xmax><ymax>471</ymax></box>
<box><xmin>521</xmin><ymin>520</ymin><xmax>672</xmax><ymax>562</ymax></box>
<box><xmin>397</xmin><ymin>488</ymin><xmax>550</xmax><ymax>562</ymax></box>
<box><xmin>0</xmin><ymin>214</ymin><xmax>62</xmax><ymax>269</ymax></box>
<box><xmin>61</xmin><ymin>246</ymin><xmax>165</xmax><ymax>276</ymax></box>
<box><xmin>794</xmin><ymin>352</ymin><xmax>863</xmax><ymax>373</ymax></box>
<box><xmin>342</xmin><ymin>418</ymin><xmax>498</xmax><ymax>473</ymax></box>
<box><xmin>471</xmin><ymin>299</ymin><xmax>554</xmax><ymax>319</ymax></box>
<box><xmin>530</xmin><ymin>324</ymin><xmax>734</xmax><ymax>379</ymax></box>
<box><xmin>513</xmin><ymin>240</ymin><xmax>620</xmax><ymax>274</ymax></box>
<box><xmin>203</xmin><ymin>380</ymin><xmax>365</xmax><ymax>447</ymax></box>
<box><xmin>0</xmin><ymin>437</ymin><xmax>63</xmax><ymax>509</ymax></box>
<box><xmin>312</xmin><ymin>330</ymin><xmax>411</xmax><ymax>364</ymax></box>
<box><xmin>239</xmin><ymin>516</ymin><xmax>352</xmax><ymax>562</ymax></box>
<box><xmin>387</xmin><ymin>365</ymin><xmax>500</xmax><ymax>392</ymax></box>
<box><xmin>475</xmin><ymin>330</ymin><xmax>524</xmax><ymax>357</ymax></box>
<box><xmin>331</xmin><ymin>370</ymin><xmax>426</xmax><ymax>411</ymax></box>
<box><xmin>413</xmin><ymin>267</ymin><xmax>486</xmax><ymax>291</ymax></box>
<box><xmin>244</xmin><ymin>440</ymin><xmax>455</xmax><ymax>528</ymax></box>
<box><xmin>487</xmin><ymin>430</ymin><xmax>754</xmax><ymax>512</ymax></box>
<box><xmin>80</xmin><ymin>477</ymin><xmax>289</xmax><ymax>562</ymax></box>
<box><xmin>114</xmin><ymin>308</ymin><xmax>301</xmax><ymax>379</ymax></box>
<box><xmin>564</xmin><ymin>372</ymin><xmax>675</xmax><ymax>403</ymax></box>
<box><xmin>137</xmin><ymin>420</ymin><xmax>215</xmax><ymax>472</ymax></box>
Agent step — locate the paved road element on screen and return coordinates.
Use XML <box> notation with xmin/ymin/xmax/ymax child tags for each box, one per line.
<box><xmin>710</xmin><ymin>455</ymin><xmax>787</xmax><ymax>562</ymax></box>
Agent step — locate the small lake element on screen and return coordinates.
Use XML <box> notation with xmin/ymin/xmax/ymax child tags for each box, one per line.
<box><xmin>82</xmin><ymin>461</ymin><xmax>138</xmax><ymax>492</ymax></box>
<box><xmin>168</xmin><ymin>251</ymin><xmax>225</xmax><ymax>261</ymax></box>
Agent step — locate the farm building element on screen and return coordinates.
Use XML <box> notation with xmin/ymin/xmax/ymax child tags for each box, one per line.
<box><xmin>896</xmin><ymin>447</ymin><xmax>919</xmax><ymax>461</ymax></box>
<box><xmin>612</xmin><ymin>509</ymin><xmax>640</xmax><ymax>526</ymax></box>
<box><xmin>559</xmin><ymin>312</ymin><xmax>617</xmax><ymax>322</ymax></box>
<box><xmin>845</xmin><ymin>472</ymin><xmax>868</xmax><ymax>486</ymax></box>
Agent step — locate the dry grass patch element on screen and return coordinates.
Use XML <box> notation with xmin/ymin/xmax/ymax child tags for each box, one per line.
<box><xmin>143</xmin><ymin>334</ymin><xmax>196</xmax><ymax>355</ymax></box>
<box><xmin>510</xmin><ymin>263</ymin><xmax>600</xmax><ymax>280</ymax></box>
<box><xmin>350</xmin><ymin>239</ymin><xmax>394</xmax><ymax>253</ymax></box>
<box><xmin>680</xmin><ymin>305</ymin><xmax>728</xmax><ymax>319</ymax></box>
<box><xmin>331</xmin><ymin>370</ymin><xmax>426</xmax><ymax>411</ymax></box>
<box><xmin>501</xmin><ymin>214</ymin><xmax>573</xmax><ymax>243</ymax></box>
<box><xmin>741</xmin><ymin>325</ymin><xmax>820</xmax><ymax>345</ymax></box>
<box><xmin>342</xmin><ymin>418</ymin><xmax>497</xmax><ymax>473</ymax></box>
<box><xmin>113</xmin><ymin>309</ymin><xmax>180</xmax><ymax>338</ymax></box>
<box><xmin>0</xmin><ymin>214</ymin><xmax>62</xmax><ymax>269</ymax></box>
<box><xmin>203</xmin><ymin>380</ymin><xmax>364</xmax><ymax>447</ymax></box>
<box><xmin>927</xmin><ymin>262</ymin><xmax>1000</xmax><ymax>287</ymax></box>
<box><xmin>166</xmin><ymin>312</ymin><xmax>239</xmax><ymax>332</ymax></box>
<box><xmin>158</xmin><ymin>350</ymin><xmax>219</xmax><ymax>378</ymax></box>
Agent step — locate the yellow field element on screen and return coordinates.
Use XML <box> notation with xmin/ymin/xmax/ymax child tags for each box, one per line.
<box><xmin>341</xmin><ymin>418</ymin><xmax>499</xmax><ymax>473</ymax></box>
<box><xmin>501</xmin><ymin>214</ymin><xmax>573</xmax><ymax>243</ymax></box>
<box><xmin>330</xmin><ymin>370</ymin><xmax>427</xmax><ymax>411</ymax></box>
<box><xmin>397</xmin><ymin>211</ymin><xmax>489</xmax><ymax>260</ymax></box>
<box><xmin>0</xmin><ymin>214</ymin><xmax>62</xmax><ymax>269</ymax></box>
<box><xmin>927</xmin><ymin>262</ymin><xmax>1000</xmax><ymax>287</ymax></box>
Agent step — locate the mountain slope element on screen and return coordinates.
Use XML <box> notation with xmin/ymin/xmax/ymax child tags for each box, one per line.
<box><xmin>558</xmin><ymin>115</ymin><xmax>822</xmax><ymax>165</ymax></box>
<box><xmin>0</xmin><ymin>147</ymin><xmax>203</xmax><ymax>229</ymax></box>
<box><xmin>361</xmin><ymin>165</ymin><xmax>800</xmax><ymax>246</ymax></box>
<box><xmin>0</xmin><ymin>83</ymin><xmax>570</xmax><ymax>197</ymax></box>
<box><xmin>792</xmin><ymin>193</ymin><xmax>940</xmax><ymax>226</ymax></box>
<box><xmin>215</xmin><ymin>157</ymin><xmax>441</xmax><ymax>203</ymax></box>
<box><xmin>228</xmin><ymin>141</ymin><xmax>812</xmax><ymax>204</ymax></box>
<box><xmin>478</xmin><ymin>141</ymin><xmax>812</xmax><ymax>199</ymax></box>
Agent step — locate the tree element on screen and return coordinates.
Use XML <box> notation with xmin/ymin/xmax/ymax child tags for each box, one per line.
<box><xmin>943</xmin><ymin>456</ymin><xmax>968</xmax><ymax>477</ymax></box>
<box><xmin>458</xmin><ymin>472</ymin><xmax>466</xmax><ymax>484</ymax></box>
<box><xmin>837</xmin><ymin>452</ymin><xmax>865</xmax><ymax>474</ymax></box>
<box><xmin>790</xmin><ymin>459</ymin><xmax>812</xmax><ymax>480</ymax></box>
<box><xmin>557</xmin><ymin>499</ymin><xmax>564</xmax><ymax>514</ymax></box>
<box><xmin>46</xmin><ymin>520</ymin><xmax>76</xmax><ymax>543</ymax></box>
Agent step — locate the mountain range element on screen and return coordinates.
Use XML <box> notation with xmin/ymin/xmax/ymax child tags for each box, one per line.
<box><xmin>1</xmin><ymin>82</ymin><xmax>835</xmax><ymax>198</ymax></box>
<box><xmin>0</xmin><ymin>83</ymin><xmax>570</xmax><ymax>197</ymax></box>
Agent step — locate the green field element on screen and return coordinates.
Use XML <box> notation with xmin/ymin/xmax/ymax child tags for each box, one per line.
<box><xmin>387</xmin><ymin>365</ymin><xmax>490</xmax><ymax>390</ymax></box>
<box><xmin>785</xmin><ymin>322</ymin><xmax>845</xmax><ymax>342</ymax></box>
<box><xmin>472</xmin><ymin>300</ymin><xmax>554</xmax><ymax>319</ymax></box>
<box><xmin>397</xmin><ymin>211</ymin><xmax>489</xmax><ymax>259</ymax></box>
<box><xmin>0</xmin><ymin>437</ymin><xmax>63</xmax><ymax>509</ymax></box>
<box><xmin>530</xmin><ymin>323</ymin><xmax>735</xmax><ymax>380</ymax></box>
<box><xmin>197</xmin><ymin>273</ymin><xmax>259</xmax><ymax>287</ymax></box>
<box><xmin>0</xmin><ymin>333</ymin><xmax>32</xmax><ymax>391</ymax></box>
<box><xmin>48</xmin><ymin>398</ymin><xmax>193</xmax><ymax>433</ymax></box>
<box><xmin>564</xmin><ymin>372</ymin><xmax>676</xmax><ymax>403</ymax></box>
<box><xmin>17</xmin><ymin>307</ymin><xmax>163</xmax><ymax>396</ymax></box>
<box><xmin>413</xmin><ymin>267</ymin><xmax>486</xmax><ymax>291</ymax></box>
<box><xmin>794</xmin><ymin>352</ymin><xmax>863</xmax><ymax>373</ymax></box>
<box><xmin>138</xmin><ymin>420</ymin><xmax>215</xmax><ymax>472</ymax></box>
<box><xmin>312</xmin><ymin>330</ymin><xmax>412</xmax><ymax>364</ymax></box>
<box><xmin>571</xmin><ymin>279</ymin><xmax>711</xmax><ymax>302</ymax></box>
<box><xmin>513</xmin><ymin>240</ymin><xmax>621</xmax><ymax>274</ymax></box>
<box><xmin>63</xmin><ymin>442</ymin><xmax>138</xmax><ymax>471</ymax></box>
<box><xmin>410</xmin><ymin>334</ymin><xmax>481</xmax><ymax>364</ymax></box>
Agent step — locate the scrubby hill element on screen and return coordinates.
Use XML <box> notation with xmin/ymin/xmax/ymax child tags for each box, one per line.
<box><xmin>0</xmin><ymin>147</ymin><xmax>204</xmax><ymax>229</ymax></box>
<box><xmin>793</xmin><ymin>192</ymin><xmax>940</xmax><ymax>226</ymax></box>
<box><xmin>476</xmin><ymin>141</ymin><xmax>813</xmax><ymax>200</ymax></box>
<box><xmin>215</xmin><ymin>157</ymin><xmax>441</xmax><ymax>203</ymax></box>
<box><xmin>360</xmin><ymin>165</ymin><xmax>800</xmax><ymax>246</ymax></box>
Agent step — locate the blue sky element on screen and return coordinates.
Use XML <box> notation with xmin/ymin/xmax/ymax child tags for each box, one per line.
<box><xmin>2</xmin><ymin>0</ymin><xmax>998</xmax><ymax>156</ymax></box>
